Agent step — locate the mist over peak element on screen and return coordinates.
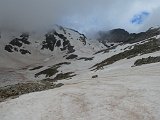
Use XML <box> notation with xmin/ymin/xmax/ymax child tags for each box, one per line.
<box><xmin>0</xmin><ymin>0</ymin><xmax>160</xmax><ymax>36</ymax></box>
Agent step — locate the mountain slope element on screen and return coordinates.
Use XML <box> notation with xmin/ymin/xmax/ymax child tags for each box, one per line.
<box><xmin>0</xmin><ymin>44</ymin><xmax>160</xmax><ymax>120</ymax></box>
<box><xmin>0</xmin><ymin>25</ymin><xmax>106</xmax><ymax>87</ymax></box>
<box><xmin>0</xmin><ymin>26</ymin><xmax>160</xmax><ymax>120</ymax></box>
<box><xmin>0</xmin><ymin>26</ymin><xmax>103</xmax><ymax>68</ymax></box>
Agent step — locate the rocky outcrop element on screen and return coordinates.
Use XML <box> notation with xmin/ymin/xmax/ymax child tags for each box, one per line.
<box><xmin>4</xmin><ymin>33</ymin><xmax>31</xmax><ymax>54</ymax></box>
<box><xmin>98</xmin><ymin>29</ymin><xmax>130</xmax><ymax>43</ymax></box>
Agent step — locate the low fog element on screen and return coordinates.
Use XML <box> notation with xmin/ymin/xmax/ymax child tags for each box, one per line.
<box><xmin>0</xmin><ymin>0</ymin><xmax>160</xmax><ymax>34</ymax></box>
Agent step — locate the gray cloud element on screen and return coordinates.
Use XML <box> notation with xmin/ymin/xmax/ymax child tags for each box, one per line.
<box><xmin>0</xmin><ymin>0</ymin><xmax>160</xmax><ymax>33</ymax></box>
<box><xmin>141</xmin><ymin>7</ymin><xmax>160</xmax><ymax>31</ymax></box>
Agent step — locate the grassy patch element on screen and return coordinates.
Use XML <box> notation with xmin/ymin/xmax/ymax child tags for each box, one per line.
<box><xmin>0</xmin><ymin>81</ymin><xmax>64</xmax><ymax>102</ymax></box>
<box><xmin>133</xmin><ymin>56</ymin><xmax>160</xmax><ymax>66</ymax></box>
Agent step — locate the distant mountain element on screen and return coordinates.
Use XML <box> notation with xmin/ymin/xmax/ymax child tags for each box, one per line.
<box><xmin>98</xmin><ymin>28</ymin><xmax>130</xmax><ymax>43</ymax></box>
<box><xmin>98</xmin><ymin>27</ymin><xmax>160</xmax><ymax>46</ymax></box>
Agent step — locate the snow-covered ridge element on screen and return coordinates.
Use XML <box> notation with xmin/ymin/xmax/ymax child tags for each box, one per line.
<box><xmin>0</xmin><ymin>25</ymin><xmax>105</xmax><ymax>68</ymax></box>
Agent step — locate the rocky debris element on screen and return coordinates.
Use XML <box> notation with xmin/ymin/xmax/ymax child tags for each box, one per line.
<box><xmin>66</xmin><ymin>54</ymin><xmax>78</xmax><ymax>59</ymax></box>
<box><xmin>35</xmin><ymin>62</ymin><xmax>71</xmax><ymax>78</ymax></box>
<box><xmin>92</xmin><ymin>38</ymin><xmax>160</xmax><ymax>70</ymax></box>
<box><xmin>0</xmin><ymin>81</ymin><xmax>64</xmax><ymax>102</ymax></box>
<box><xmin>133</xmin><ymin>56</ymin><xmax>160</xmax><ymax>66</ymax></box>
<box><xmin>92</xmin><ymin>75</ymin><xmax>98</xmax><ymax>78</ymax></box>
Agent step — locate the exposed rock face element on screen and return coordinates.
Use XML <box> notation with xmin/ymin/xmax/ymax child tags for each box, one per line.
<box><xmin>10</xmin><ymin>38</ymin><xmax>23</xmax><ymax>47</ymax></box>
<box><xmin>98</xmin><ymin>29</ymin><xmax>130</xmax><ymax>43</ymax></box>
<box><xmin>126</xmin><ymin>28</ymin><xmax>160</xmax><ymax>43</ymax></box>
<box><xmin>41</xmin><ymin>32</ymin><xmax>57</xmax><ymax>51</ymax></box>
<box><xmin>4</xmin><ymin>33</ymin><xmax>31</xmax><ymax>54</ymax></box>
<box><xmin>56</xmin><ymin>40</ymin><xmax>61</xmax><ymax>47</ymax></box>
<box><xmin>5</xmin><ymin>45</ymin><xmax>13</xmax><ymax>52</ymax></box>
<box><xmin>41</xmin><ymin>30</ymin><xmax>77</xmax><ymax>54</ymax></box>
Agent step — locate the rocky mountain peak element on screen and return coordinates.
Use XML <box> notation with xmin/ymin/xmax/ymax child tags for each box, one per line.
<box><xmin>97</xmin><ymin>27</ymin><xmax>160</xmax><ymax>47</ymax></box>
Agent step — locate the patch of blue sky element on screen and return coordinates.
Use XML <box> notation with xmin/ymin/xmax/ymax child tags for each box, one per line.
<box><xmin>131</xmin><ymin>11</ymin><xmax>150</xmax><ymax>24</ymax></box>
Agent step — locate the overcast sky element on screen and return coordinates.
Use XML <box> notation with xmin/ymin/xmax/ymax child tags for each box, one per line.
<box><xmin>0</xmin><ymin>0</ymin><xmax>160</xmax><ymax>34</ymax></box>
